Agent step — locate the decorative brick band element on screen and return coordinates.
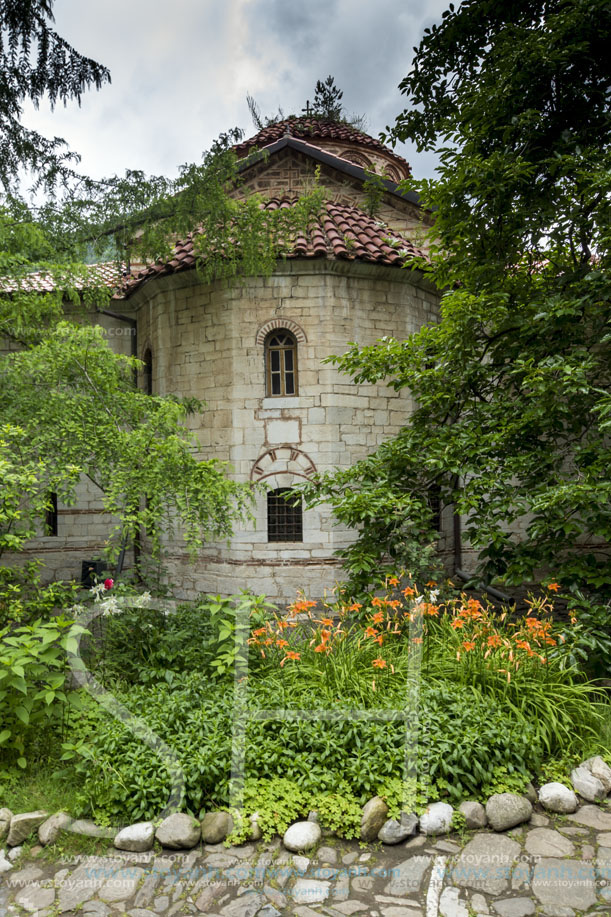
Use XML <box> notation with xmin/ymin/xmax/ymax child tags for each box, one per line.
<box><xmin>255</xmin><ymin>318</ymin><xmax>307</xmax><ymax>345</ymax></box>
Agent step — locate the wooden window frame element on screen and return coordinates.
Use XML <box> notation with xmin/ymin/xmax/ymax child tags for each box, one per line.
<box><xmin>265</xmin><ymin>330</ymin><xmax>298</xmax><ymax>397</ymax></box>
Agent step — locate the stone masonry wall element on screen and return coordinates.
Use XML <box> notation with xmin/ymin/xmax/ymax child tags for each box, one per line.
<box><xmin>131</xmin><ymin>259</ymin><xmax>441</xmax><ymax>601</ymax></box>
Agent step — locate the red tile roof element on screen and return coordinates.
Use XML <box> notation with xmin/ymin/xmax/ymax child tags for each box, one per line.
<box><xmin>234</xmin><ymin>118</ymin><xmax>410</xmax><ymax>172</ymax></box>
<box><xmin>1</xmin><ymin>261</ymin><xmax>128</xmax><ymax>294</ymax></box>
<box><xmin>124</xmin><ymin>197</ymin><xmax>425</xmax><ymax>296</ymax></box>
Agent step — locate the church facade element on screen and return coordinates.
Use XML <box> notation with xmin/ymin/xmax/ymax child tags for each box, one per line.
<box><xmin>19</xmin><ymin>120</ymin><xmax>447</xmax><ymax>601</ymax></box>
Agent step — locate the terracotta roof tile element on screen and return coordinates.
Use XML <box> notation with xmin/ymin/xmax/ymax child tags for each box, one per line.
<box><xmin>124</xmin><ymin>197</ymin><xmax>425</xmax><ymax>296</ymax></box>
<box><xmin>1</xmin><ymin>261</ymin><xmax>129</xmax><ymax>295</ymax></box>
<box><xmin>234</xmin><ymin>118</ymin><xmax>410</xmax><ymax>173</ymax></box>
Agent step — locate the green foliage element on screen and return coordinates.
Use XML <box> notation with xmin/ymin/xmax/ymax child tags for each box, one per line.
<box><xmin>378</xmin><ymin>775</ymin><xmax>439</xmax><ymax>818</ymax></box>
<box><xmin>558</xmin><ymin>591</ymin><xmax>611</xmax><ymax>679</ymax></box>
<box><xmin>61</xmin><ymin>673</ymin><xmax>545</xmax><ymax>823</ymax></box>
<box><xmin>309</xmin><ymin>76</ymin><xmax>344</xmax><ymax>121</ymax></box>
<box><xmin>309</xmin><ymin>790</ymin><xmax>362</xmax><ymax>839</ymax></box>
<box><xmin>0</xmin><ymin>562</ymin><xmax>77</xmax><ymax>628</ymax></box>
<box><xmin>478</xmin><ymin>765</ymin><xmax>530</xmax><ymax>801</ymax></box>
<box><xmin>93</xmin><ymin>591</ymin><xmax>275</xmax><ymax>686</ymax></box>
<box><xmin>0</xmin><ymin>615</ymin><xmax>88</xmax><ymax>768</ymax></box>
<box><xmin>310</xmin><ymin>0</ymin><xmax>611</xmax><ymax>595</ymax></box>
<box><xmin>0</xmin><ymin>0</ymin><xmax>110</xmax><ymax>188</ymax></box>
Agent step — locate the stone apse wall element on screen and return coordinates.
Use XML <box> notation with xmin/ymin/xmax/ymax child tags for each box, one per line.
<box><xmin>132</xmin><ymin>258</ymin><xmax>443</xmax><ymax>601</ymax></box>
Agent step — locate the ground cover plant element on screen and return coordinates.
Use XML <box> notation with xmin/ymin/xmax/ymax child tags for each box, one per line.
<box><xmin>1</xmin><ymin>574</ymin><xmax>603</xmax><ymax>834</ymax></box>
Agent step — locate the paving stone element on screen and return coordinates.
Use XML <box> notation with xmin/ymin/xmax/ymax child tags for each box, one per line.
<box><xmin>263</xmin><ymin>884</ymin><xmax>287</xmax><ymax>908</ymax></box>
<box><xmin>57</xmin><ymin>858</ymin><xmax>120</xmax><ymax>912</ymax></box>
<box><xmin>153</xmin><ymin>895</ymin><xmax>170</xmax><ymax>912</ymax></box>
<box><xmin>581</xmin><ymin>843</ymin><xmax>595</xmax><ymax>859</ymax></box>
<box><xmin>524</xmin><ymin>827</ymin><xmax>575</xmax><ymax>857</ymax></box>
<box><xmin>133</xmin><ymin>872</ymin><xmax>161</xmax><ymax>906</ymax></box>
<box><xmin>471</xmin><ymin>892</ymin><xmax>489</xmax><ymax>913</ymax></box>
<box><xmin>9</xmin><ymin>865</ymin><xmax>44</xmax><ymax>885</ymax></box>
<box><xmin>13</xmin><ymin>884</ymin><xmax>55</xmax><ymax>913</ymax></box>
<box><xmin>531</xmin><ymin>857</ymin><xmax>597</xmax><ymax>910</ymax></box>
<box><xmin>294</xmin><ymin>906</ymin><xmax>330</xmax><ymax>917</ymax></box>
<box><xmin>434</xmin><ymin>840</ymin><xmax>461</xmax><ymax>853</ymax></box>
<box><xmin>511</xmin><ymin>863</ymin><xmax>531</xmax><ymax>891</ymax></box>
<box><xmin>491</xmin><ymin>898</ymin><xmax>535</xmax><ymax>916</ymax></box>
<box><xmin>332</xmin><ymin>871</ymin><xmax>350</xmax><ymax>901</ymax></box>
<box><xmin>317</xmin><ymin>845</ymin><xmax>338</xmax><ymax>864</ymax></box>
<box><xmin>598</xmin><ymin>832</ymin><xmax>611</xmax><ymax>846</ymax></box>
<box><xmin>557</xmin><ymin>827</ymin><xmax>588</xmax><ymax>836</ymax></box>
<box><xmin>352</xmin><ymin>875</ymin><xmax>374</xmax><ymax>892</ymax></box>
<box><xmin>6</xmin><ymin>844</ymin><xmax>22</xmax><ymax>861</ymax></box>
<box><xmin>99</xmin><ymin>865</ymin><xmax>145</xmax><ymax>902</ymax></box>
<box><xmin>126</xmin><ymin>910</ymin><xmax>157</xmax><ymax>917</ymax></box>
<box><xmin>528</xmin><ymin>813</ymin><xmax>549</xmax><ymax>827</ymax></box>
<box><xmin>204</xmin><ymin>852</ymin><xmax>240</xmax><ymax>868</ymax></box>
<box><xmin>0</xmin><ymin>850</ymin><xmax>13</xmax><ymax>873</ymax></box>
<box><xmin>379</xmin><ymin>907</ymin><xmax>422</xmax><ymax>917</ymax></box>
<box><xmin>192</xmin><ymin>882</ymin><xmax>223</xmax><ymax>911</ymax></box>
<box><xmin>331</xmin><ymin>902</ymin><xmax>370</xmax><ymax>914</ymax></box>
<box><xmin>567</xmin><ymin>805</ymin><xmax>611</xmax><ymax>830</ymax></box>
<box><xmin>384</xmin><ymin>855</ymin><xmax>431</xmax><ymax>896</ymax></box>
<box><xmin>538</xmin><ymin>908</ymin><xmax>575</xmax><ymax>917</ymax></box>
<box><xmin>293</xmin><ymin>854</ymin><xmax>311</xmax><ymax>873</ymax></box>
<box><xmin>82</xmin><ymin>903</ymin><xmax>111</xmax><ymax>917</ymax></box>
<box><xmin>291</xmin><ymin>877</ymin><xmax>331</xmax><ymax>903</ymax></box>
<box><xmin>258</xmin><ymin>906</ymin><xmax>282</xmax><ymax>917</ymax></box>
<box><xmin>451</xmin><ymin>833</ymin><xmax>521</xmax><ymax>895</ymax></box>
<box><xmin>439</xmin><ymin>885</ymin><xmax>468</xmax><ymax>916</ymax></box>
<box><xmin>219</xmin><ymin>892</ymin><xmax>265</xmax><ymax>916</ymax></box>
<box><xmin>342</xmin><ymin>851</ymin><xmax>359</xmax><ymax>865</ymax></box>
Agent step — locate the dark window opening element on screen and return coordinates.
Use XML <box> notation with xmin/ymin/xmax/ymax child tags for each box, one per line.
<box><xmin>427</xmin><ymin>485</ymin><xmax>442</xmax><ymax>533</ymax></box>
<box><xmin>267</xmin><ymin>488</ymin><xmax>303</xmax><ymax>542</ymax></box>
<box><xmin>45</xmin><ymin>492</ymin><xmax>58</xmax><ymax>536</ymax></box>
<box><xmin>265</xmin><ymin>331</ymin><xmax>298</xmax><ymax>396</ymax></box>
<box><xmin>143</xmin><ymin>348</ymin><xmax>153</xmax><ymax>395</ymax></box>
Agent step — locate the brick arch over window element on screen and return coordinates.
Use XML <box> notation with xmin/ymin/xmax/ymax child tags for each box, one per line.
<box><xmin>250</xmin><ymin>447</ymin><xmax>316</xmax><ymax>485</ymax></box>
<box><xmin>339</xmin><ymin>149</ymin><xmax>372</xmax><ymax>169</ymax></box>
<box><xmin>255</xmin><ymin>318</ymin><xmax>307</xmax><ymax>346</ymax></box>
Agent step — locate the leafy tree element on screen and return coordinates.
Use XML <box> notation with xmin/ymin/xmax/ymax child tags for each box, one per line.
<box><xmin>0</xmin><ymin>0</ymin><xmax>110</xmax><ymax>188</ymax></box>
<box><xmin>308</xmin><ymin>76</ymin><xmax>343</xmax><ymax>120</ymax></box>
<box><xmin>0</xmin><ymin>6</ymin><xmax>326</xmax><ymax>573</ymax></box>
<box><xmin>305</xmin><ymin>0</ymin><xmax>610</xmax><ymax>594</ymax></box>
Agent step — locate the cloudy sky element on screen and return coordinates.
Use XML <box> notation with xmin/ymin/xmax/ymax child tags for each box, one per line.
<box><xmin>22</xmin><ymin>0</ymin><xmax>448</xmax><ymax>184</ymax></box>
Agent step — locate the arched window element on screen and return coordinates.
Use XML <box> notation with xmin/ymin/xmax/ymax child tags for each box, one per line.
<box><xmin>45</xmin><ymin>492</ymin><xmax>58</xmax><ymax>536</ymax></box>
<box><xmin>265</xmin><ymin>330</ymin><xmax>297</xmax><ymax>396</ymax></box>
<box><xmin>267</xmin><ymin>488</ymin><xmax>303</xmax><ymax>542</ymax></box>
<box><xmin>142</xmin><ymin>348</ymin><xmax>153</xmax><ymax>395</ymax></box>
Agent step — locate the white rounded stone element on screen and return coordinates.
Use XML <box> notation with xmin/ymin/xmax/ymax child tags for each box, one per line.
<box><xmin>282</xmin><ymin>820</ymin><xmax>321</xmax><ymax>852</ymax></box>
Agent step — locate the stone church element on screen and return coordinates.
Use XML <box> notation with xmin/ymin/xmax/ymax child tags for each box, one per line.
<box><xmin>25</xmin><ymin>119</ymin><xmax>446</xmax><ymax>601</ymax></box>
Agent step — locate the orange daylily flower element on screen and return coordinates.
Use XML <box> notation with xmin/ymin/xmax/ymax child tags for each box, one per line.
<box><xmin>320</xmin><ymin>617</ymin><xmax>334</xmax><ymax>627</ymax></box>
<box><xmin>372</xmin><ymin>657</ymin><xmax>387</xmax><ymax>668</ymax></box>
<box><xmin>280</xmin><ymin>651</ymin><xmax>301</xmax><ymax>666</ymax></box>
<box><xmin>487</xmin><ymin>634</ymin><xmax>502</xmax><ymax>648</ymax></box>
<box><xmin>371</xmin><ymin>596</ymin><xmax>384</xmax><ymax>608</ymax></box>
<box><xmin>252</xmin><ymin>627</ymin><xmax>267</xmax><ymax>637</ymax></box>
<box><xmin>314</xmin><ymin>643</ymin><xmax>328</xmax><ymax>653</ymax></box>
<box><xmin>388</xmin><ymin>576</ymin><xmax>399</xmax><ymax>586</ymax></box>
<box><xmin>547</xmin><ymin>582</ymin><xmax>560</xmax><ymax>592</ymax></box>
<box><xmin>364</xmin><ymin>626</ymin><xmax>378</xmax><ymax>638</ymax></box>
<box><xmin>372</xmin><ymin>611</ymin><xmax>384</xmax><ymax>624</ymax></box>
<box><xmin>451</xmin><ymin>618</ymin><xmax>464</xmax><ymax>629</ymax></box>
<box><xmin>275</xmin><ymin>639</ymin><xmax>288</xmax><ymax>649</ymax></box>
<box><xmin>348</xmin><ymin>602</ymin><xmax>362</xmax><ymax>611</ymax></box>
<box><xmin>462</xmin><ymin>641</ymin><xmax>476</xmax><ymax>652</ymax></box>
<box><xmin>426</xmin><ymin>580</ymin><xmax>437</xmax><ymax>587</ymax></box>
<box><xmin>403</xmin><ymin>586</ymin><xmax>416</xmax><ymax>597</ymax></box>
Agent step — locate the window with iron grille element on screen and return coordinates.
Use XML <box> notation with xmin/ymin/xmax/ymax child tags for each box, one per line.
<box><xmin>267</xmin><ymin>488</ymin><xmax>303</xmax><ymax>542</ymax></box>
<box><xmin>265</xmin><ymin>331</ymin><xmax>297</xmax><ymax>396</ymax></box>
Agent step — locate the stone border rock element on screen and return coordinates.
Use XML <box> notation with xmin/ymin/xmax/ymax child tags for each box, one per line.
<box><xmin>1</xmin><ymin>755</ymin><xmax>609</xmax><ymax>861</ymax></box>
